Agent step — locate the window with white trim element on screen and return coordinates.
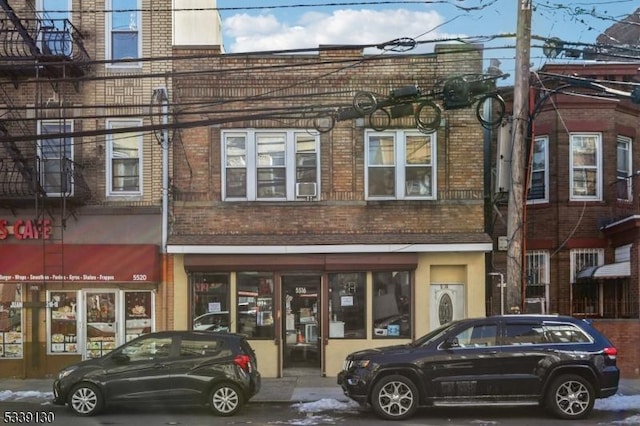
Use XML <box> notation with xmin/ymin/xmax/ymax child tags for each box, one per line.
<box><xmin>570</xmin><ymin>133</ymin><xmax>602</xmax><ymax>201</ymax></box>
<box><xmin>365</xmin><ymin>130</ymin><xmax>436</xmax><ymax>200</ymax></box>
<box><xmin>527</xmin><ymin>136</ymin><xmax>548</xmax><ymax>203</ymax></box>
<box><xmin>37</xmin><ymin>120</ymin><xmax>73</xmax><ymax>197</ymax></box>
<box><xmin>106</xmin><ymin>0</ymin><xmax>141</xmax><ymax>65</ymax></box>
<box><xmin>570</xmin><ymin>248</ymin><xmax>603</xmax><ymax>282</ymax></box>
<box><xmin>616</xmin><ymin>136</ymin><xmax>632</xmax><ymax>201</ymax></box>
<box><xmin>525</xmin><ymin>250</ymin><xmax>549</xmax><ymax>313</ymax></box>
<box><xmin>106</xmin><ymin>120</ymin><xmax>142</xmax><ymax>195</ymax></box>
<box><xmin>222</xmin><ymin>130</ymin><xmax>320</xmax><ymax>201</ymax></box>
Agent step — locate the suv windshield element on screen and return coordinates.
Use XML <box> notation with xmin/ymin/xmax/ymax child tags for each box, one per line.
<box><xmin>412</xmin><ymin>320</ymin><xmax>462</xmax><ymax>347</ymax></box>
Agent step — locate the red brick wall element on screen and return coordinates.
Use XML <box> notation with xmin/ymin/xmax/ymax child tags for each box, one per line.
<box><xmin>592</xmin><ymin>320</ymin><xmax>640</xmax><ymax>378</ymax></box>
<box><xmin>490</xmin><ymin>72</ymin><xmax>640</xmax><ymax>317</ymax></box>
<box><xmin>171</xmin><ymin>45</ymin><xmax>488</xmax><ymax>238</ymax></box>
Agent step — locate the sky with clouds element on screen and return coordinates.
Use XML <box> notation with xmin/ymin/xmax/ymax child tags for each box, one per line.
<box><xmin>217</xmin><ymin>0</ymin><xmax>639</xmax><ymax>77</ymax></box>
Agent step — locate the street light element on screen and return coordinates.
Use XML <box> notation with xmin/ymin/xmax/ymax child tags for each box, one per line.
<box><xmin>488</xmin><ymin>272</ymin><xmax>506</xmax><ymax>315</ymax></box>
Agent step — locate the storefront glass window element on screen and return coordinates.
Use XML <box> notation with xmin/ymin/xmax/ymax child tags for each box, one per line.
<box><xmin>328</xmin><ymin>272</ymin><xmax>366</xmax><ymax>339</ymax></box>
<box><xmin>372</xmin><ymin>271</ymin><xmax>411</xmax><ymax>338</ymax></box>
<box><xmin>0</xmin><ymin>283</ymin><xmax>22</xmax><ymax>358</ymax></box>
<box><xmin>86</xmin><ymin>291</ymin><xmax>117</xmax><ymax>359</ymax></box>
<box><xmin>191</xmin><ymin>273</ymin><xmax>230</xmax><ymax>332</ymax></box>
<box><xmin>237</xmin><ymin>273</ymin><xmax>274</xmax><ymax>339</ymax></box>
<box><xmin>48</xmin><ymin>291</ymin><xmax>78</xmax><ymax>354</ymax></box>
<box><xmin>124</xmin><ymin>291</ymin><xmax>153</xmax><ymax>341</ymax></box>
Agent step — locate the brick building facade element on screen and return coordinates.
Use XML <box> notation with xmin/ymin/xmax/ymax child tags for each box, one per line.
<box><xmin>168</xmin><ymin>43</ymin><xmax>493</xmax><ymax>378</ymax></box>
<box><xmin>490</xmin><ymin>62</ymin><xmax>640</xmax><ymax>377</ymax></box>
<box><xmin>0</xmin><ymin>0</ymin><xmax>181</xmax><ymax>377</ymax></box>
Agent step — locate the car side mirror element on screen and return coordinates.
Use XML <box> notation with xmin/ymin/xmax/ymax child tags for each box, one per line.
<box><xmin>442</xmin><ymin>336</ymin><xmax>460</xmax><ymax>349</ymax></box>
<box><xmin>112</xmin><ymin>353</ymin><xmax>130</xmax><ymax>364</ymax></box>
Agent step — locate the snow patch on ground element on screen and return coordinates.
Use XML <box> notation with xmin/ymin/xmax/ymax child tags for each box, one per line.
<box><xmin>1</xmin><ymin>390</ymin><xmax>638</xmax><ymax>425</ymax></box>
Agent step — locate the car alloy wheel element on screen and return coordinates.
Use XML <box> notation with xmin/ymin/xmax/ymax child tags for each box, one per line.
<box><xmin>210</xmin><ymin>383</ymin><xmax>243</xmax><ymax>416</ymax></box>
<box><xmin>546</xmin><ymin>374</ymin><xmax>594</xmax><ymax>419</ymax></box>
<box><xmin>371</xmin><ymin>374</ymin><xmax>418</xmax><ymax>421</ymax></box>
<box><xmin>69</xmin><ymin>383</ymin><xmax>103</xmax><ymax>416</ymax></box>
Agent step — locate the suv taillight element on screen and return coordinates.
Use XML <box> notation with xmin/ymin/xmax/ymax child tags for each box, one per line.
<box><xmin>234</xmin><ymin>354</ymin><xmax>252</xmax><ymax>372</ymax></box>
<box><xmin>604</xmin><ymin>347</ymin><xmax>617</xmax><ymax>360</ymax></box>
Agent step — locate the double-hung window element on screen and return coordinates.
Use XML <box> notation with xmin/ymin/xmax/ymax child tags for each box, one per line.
<box><xmin>106</xmin><ymin>0</ymin><xmax>141</xmax><ymax>65</ymax></box>
<box><xmin>222</xmin><ymin>130</ymin><xmax>319</xmax><ymax>201</ymax></box>
<box><xmin>616</xmin><ymin>136</ymin><xmax>632</xmax><ymax>201</ymax></box>
<box><xmin>366</xmin><ymin>130</ymin><xmax>436</xmax><ymax>200</ymax></box>
<box><xmin>527</xmin><ymin>136</ymin><xmax>548</xmax><ymax>203</ymax></box>
<box><xmin>107</xmin><ymin>120</ymin><xmax>142</xmax><ymax>195</ymax></box>
<box><xmin>570</xmin><ymin>133</ymin><xmax>602</xmax><ymax>201</ymax></box>
<box><xmin>38</xmin><ymin>120</ymin><xmax>73</xmax><ymax>197</ymax></box>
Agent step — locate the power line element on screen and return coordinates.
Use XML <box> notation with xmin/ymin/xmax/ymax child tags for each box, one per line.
<box><xmin>31</xmin><ymin>1</ymin><xmax>483</xmax><ymax>14</ymax></box>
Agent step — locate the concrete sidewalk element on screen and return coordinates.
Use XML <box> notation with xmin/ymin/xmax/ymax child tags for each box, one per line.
<box><xmin>0</xmin><ymin>376</ymin><xmax>638</xmax><ymax>404</ymax></box>
<box><xmin>0</xmin><ymin>375</ymin><xmax>349</xmax><ymax>404</ymax></box>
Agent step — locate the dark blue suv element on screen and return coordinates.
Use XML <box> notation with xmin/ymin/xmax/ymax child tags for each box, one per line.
<box><xmin>338</xmin><ymin>315</ymin><xmax>619</xmax><ymax>421</ymax></box>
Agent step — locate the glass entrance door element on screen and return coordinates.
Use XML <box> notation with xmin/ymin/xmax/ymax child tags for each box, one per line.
<box><xmin>84</xmin><ymin>291</ymin><xmax>118</xmax><ymax>359</ymax></box>
<box><xmin>282</xmin><ymin>275</ymin><xmax>321</xmax><ymax>374</ymax></box>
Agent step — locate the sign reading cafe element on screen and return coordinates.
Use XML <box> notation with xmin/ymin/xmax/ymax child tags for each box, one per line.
<box><xmin>0</xmin><ymin>219</ymin><xmax>51</xmax><ymax>240</ymax></box>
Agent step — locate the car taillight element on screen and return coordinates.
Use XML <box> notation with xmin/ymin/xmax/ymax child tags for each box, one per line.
<box><xmin>604</xmin><ymin>347</ymin><xmax>617</xmax><ymax>360</ymax></box>
<box><xmin>234</xmin><ymin>354</ymin><xmax>252</xmax><ymax>372</ymax></box>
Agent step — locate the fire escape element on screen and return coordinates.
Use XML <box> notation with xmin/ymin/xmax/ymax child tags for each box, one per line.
<box><xmin>0</xmin><ymin>0</ymin><xmax>91</xmax><ymax>280</ymax></box>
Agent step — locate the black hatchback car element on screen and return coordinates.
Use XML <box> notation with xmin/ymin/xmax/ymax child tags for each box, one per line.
<box><xmin>53</xmin><ymin>330</ymin><xmax>261</xmax><ymax>417</ymax></box>
<box><xmin>338</xmin><ymin>315</ymin><xmax>619</xmax><ymax>421</ymax></box>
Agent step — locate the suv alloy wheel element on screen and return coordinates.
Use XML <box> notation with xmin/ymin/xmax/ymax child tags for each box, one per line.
<box><xmin>546</xmin><ymin>374</ymin><xmax>595</xmax><ymax>420</ymax></box>
<box><xmin>371</xmin><ymin>374</ymin><xmax>419</xmax><ymax>420</ymax></box>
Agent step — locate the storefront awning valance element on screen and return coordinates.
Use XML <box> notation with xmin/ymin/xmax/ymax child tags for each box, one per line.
<box><xmin>577</xmin><ymin>261</ymin><xmax>630</xmax><ymax>280</ymax></box>
<box><xmin>0</xmin><ymin>244</ymin><xmax>160</xmax><ymax>283</ymax></box>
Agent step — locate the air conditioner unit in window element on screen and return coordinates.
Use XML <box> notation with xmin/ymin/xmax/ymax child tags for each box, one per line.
<box><xmin>296</xmin><ymin>182</ymin><xmax>317</xmax><ymax>198</ymax></box>
<box><xmin>524</xmin><ymin>298</ymin><xmax>546</xmax><ymax>314</ymax></box>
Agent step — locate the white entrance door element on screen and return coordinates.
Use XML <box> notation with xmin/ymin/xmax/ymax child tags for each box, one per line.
<box><xmin>430</xmin><ymin>284</ymin><xmax>465</xmax><ymax>330</ymax></box>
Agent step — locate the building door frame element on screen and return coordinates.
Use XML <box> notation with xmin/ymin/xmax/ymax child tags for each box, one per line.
<box><xmin>280</xmin><ymin>274</ymin><xmax>322</xmax><ymax>376</ymax></box>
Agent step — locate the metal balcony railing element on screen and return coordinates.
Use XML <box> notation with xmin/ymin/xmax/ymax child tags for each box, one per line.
<box><xmin>0</xmin><ymin>156</ymin><xmax>37</xmax><ymax>198</ymax></box>
<box><xmin>572</xmin><ymin>298</ymin><xmax>638</xmax><ymax>319</ymax></box>
<box><xmin>0</xmin><ymin>16</ymin><xmax>90</xmax><ymax>76</ymax></box>
<box><xmin>0</xmin><ymin>154</ymin><xmax>90</xmax><ymax>203</ymax></box>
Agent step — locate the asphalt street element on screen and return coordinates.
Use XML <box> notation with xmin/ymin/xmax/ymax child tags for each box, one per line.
<box><xmin>1</xmin><ymin>399</ymin><xmax>639</xmax><ymax>426</ymax></box>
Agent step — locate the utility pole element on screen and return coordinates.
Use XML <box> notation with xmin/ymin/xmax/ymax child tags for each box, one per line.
<box><xmin>506</xmin><ymin>0</ymin><xmax>532</xmax><ymax>313</ymax></box>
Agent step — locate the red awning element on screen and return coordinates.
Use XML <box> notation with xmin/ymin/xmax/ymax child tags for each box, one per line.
<box><xmin>0</xmin><ymin>244</ymin><xmax>160</xmax><ymax>283</ymax></box>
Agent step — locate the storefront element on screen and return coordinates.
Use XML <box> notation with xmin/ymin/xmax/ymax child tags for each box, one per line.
<box><xmin>169</xmin><ymin>248</ymin><xmax>489</xmax><ymax>378</ymax></box>
<box><xmin>0</xmin><ymin>244</ymin><xmax>161</xmax><ymax>378</ymax></box>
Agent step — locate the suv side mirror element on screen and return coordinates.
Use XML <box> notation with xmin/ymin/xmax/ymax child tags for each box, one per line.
<box><xmin>442</xmin><ymin>336</ymin><xmax>460</xmax><ymax>349</ymax></box>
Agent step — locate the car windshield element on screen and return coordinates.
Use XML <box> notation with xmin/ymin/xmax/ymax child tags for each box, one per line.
<box><xmin>411</xmin><ymin>320</ymin><xmax>462</xmax><ymax>347</ymax></box>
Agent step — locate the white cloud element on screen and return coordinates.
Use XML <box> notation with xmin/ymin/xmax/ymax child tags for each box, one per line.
<box><xmin>223</xmin><ymin>8</ymin><xmax>456</xmax><ymax>53</ymax></box>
